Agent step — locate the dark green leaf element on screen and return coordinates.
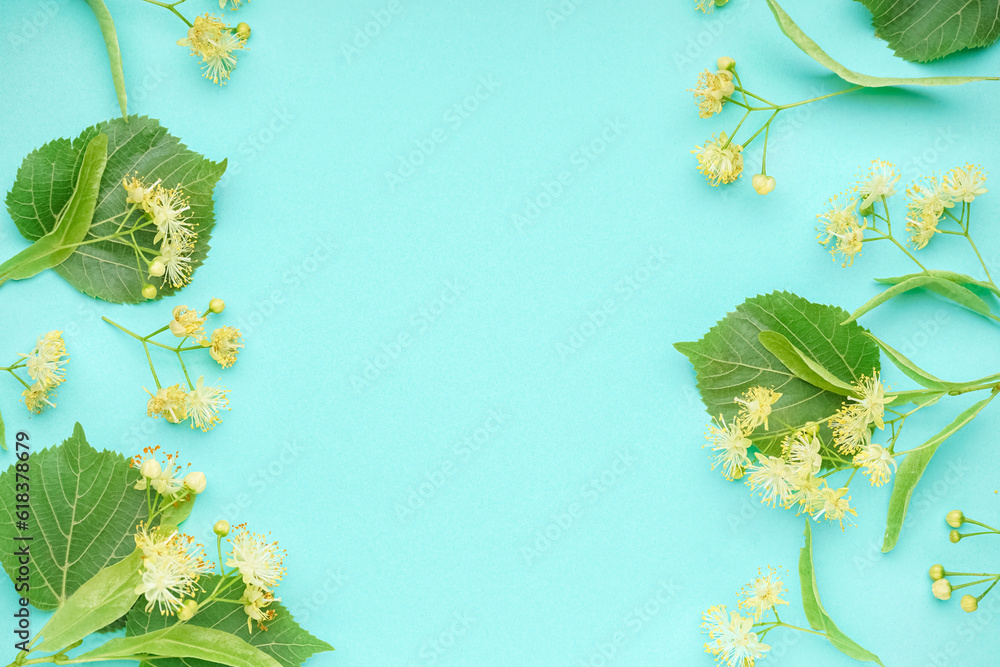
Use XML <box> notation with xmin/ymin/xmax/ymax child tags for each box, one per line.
<box><xmin>855</xmin><ymin>0</ymin><xmax>1000</xmax><ymax>62</ymax></box>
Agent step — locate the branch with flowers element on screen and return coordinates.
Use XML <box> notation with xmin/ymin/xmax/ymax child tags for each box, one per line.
<box><xmin>0</xmin><ymin>425</ymin><xmax>331</xmax><ymax>667</ymax></box>
<box><xmin>928</xmin><ymin>510</ymin><xmax>1000</xmax><ymax>615</ymax></box>
<box><xmin>701</xmin><ymin>521</ymin><xmax>883</xmax><ymax>666</ymax></box>
<box><xmin>0</xmin><ymin>332</ymin><xmax>70</xmax><ymax>442</ymax></box>
<box><xmin>687</xmin><ymin>0</ymin><xmax>995</xmax><ymax>193</ymax></box>
<box><xmin>103</xmin><ymin>298</ymin><xmax>243</xmax><ymax>431</ymax></box>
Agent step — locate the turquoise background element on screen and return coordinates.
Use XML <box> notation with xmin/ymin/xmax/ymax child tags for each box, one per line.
<box><xmin>2</xmin><ymin>0</ymin><xmax>1000</xmax><ymax>664</ymax></box>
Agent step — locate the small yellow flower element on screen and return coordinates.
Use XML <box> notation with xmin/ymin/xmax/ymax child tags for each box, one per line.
<box><xmin>169</xmin><ymin>306</ymin><xmax>207</xmax><ymax>342</ymax></box>
<box><xmin>855</xmin><ymin>159</ymin><xmax>900</xmax><ymax>209</ymax></box>
<box><xmin>746</xmin><ymin>453</ymin><xmax>796</xmax><ymax>508</ymax></box>
<box><xmin>122</xmin><ymin>174</ymin><xmax>160</xmax><ymax>211</ymax></box>
<box><xmin>848</xmin><ymin>371</ymin><xmax>892</xmax><ymax>430</ymax></box>
<box><xmin>21</xmin><ymin>384</ymin><xmax>54</xmax><ymax>414</ymax></box>
<box><xmin>854</xmin><ymin>443</ymin><xmax>897</xmax><ymax>487</ymax></box>
<box><xmin>906</xmin><ymin>175</ymin><xmax>954</xmax><ymax>221</ymax></box>
<box><xmin>208</xmin><ymin>326</ymin><xmax>244</xmax><ymax>368</ymax></box>
<box><xmin>816</xmin><ymin>192</ymin><xmax>859</xmax><ymax>246</ymax></box>
<box><xmin>693</xmin><ymin>133</ymin><xmax>744</xmax><ymax>186</ymax></box>
<box><xmin>21</xmin><ymin>331</ymin><xmax>68</xmax><ymax>391</ymax></box>
<box><xmin>734</xmin><ymin>386</ymin><xmax>781</xmax><ymax>431</ymax></box>
<box><xmin>148</xmin><ymin>186</ymin><xmax>193</xmax><ymax>245</ymax></box>
<box><xmin>226</xmin><ymin>525</ymin><xmax>287</xmax><ymax>591</ymax></box>
<box><xmin>146</xmin><ymin>384</ymin><xmax>189</xmax><ymax>423</ymax></box>
<box><xmin>943</xmin><ymin>164</ymin><xmax>988</xmax><ymax>203</ymax></box>
<box><xmin>157</xmin><ymin>240</ymin><xmax>195</xmax><ymax>289</ymax></box>
<box><xmin>783</xmin><ymin>428</ymin><xmax>822</xmax><ymax>478</ymax></box>
<box><xmin>830</xmin><ymin>403</ymin><xmax>870</xmax><ymax>455</ymax></box>
<box><xmin>220</xmin><ymin>0</ymin><xmax>245</xmax><ymax>9</ymax></box>
<box><xmin>690</xmin><ymin>69</ymin><xmax>735</xmax><ymax>118</ymax></box>
<box><xmin>704</xmin><ymin>415</ymin><xmax>752</xmax><ymax>481</ymax></box>
<box><xmin>906</xmin><ymin>212</ymin><xmax>939</xmax><ymax>250</ymax></box>
<box><xmin>241</xmin><ymin>585</ymin><xmax>277</xmax><ymax>632</ymax></box>
<box><xmin>813</xmin><ymin>486</ymin><xmax>857</xmax><ymax>530</ymax></box>
<box><xmin>738</xmin><ymin>566</ymin><xmax>789</xmax><ymax>621</ymax></box>
<box><xmin>178</xmin><ymin>14</ymin><xmax>246</xmax><ymax>85</ymax></box>
<box><xmin>829</xmin><ymin>220</ymin><xmax>866</xmax><ymax>267</ymax></box>
<box><xmin>185</xmin><ymin>376</ymin><xmax>229</xmax><ymax>431</ymax></box>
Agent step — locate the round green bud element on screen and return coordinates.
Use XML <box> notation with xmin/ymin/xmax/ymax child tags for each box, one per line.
<box><xmin>214</xmin><ymin>520</ymin><xmax>230</xmax><ymax>537</ymax></box>
<box><xmin>946</xmin><ymin>510</ymin><xmax>965</xmax><ymax>528</ymax></box>
<box><xmin>949</xmin><ymin>530</ymin><xmax>962</xmax><ymax>544</ymax></box>
<box><xmin>961</xmin><ymin>595</ymin><xmax>978</xmax><ymax>613</ymax></box>
<box><xmin>148</xmin><ymin>259</ymin><xmax>165</xmax><ymax>277</ymax></box>
<box><xmin>236</xmin><ymin>22</ymin><xmax>251</xmax><ymax>40</ymax></box>
<box><xmin>183</xmin><ymin>471</ymin><xmax>207</xmax><ymax>495</ymax></box>
<box><xmin>717</xmin><ymin>56</ymin><xmax>736</xmax><ymax>71</ymax></box>
<box><xmin>929</xmin><ymin>564</ymin><xmax>945</xmax><ymax>581</ymax></box>
<box><xmin>141</xmin><ymin>284</ymin><xmax>157</xmax><ymax>300</ymax></box>
<box><xmin>177</xmin><ymin>599</ymin><xmax>199</xmax><ymax>621</ymax></box>
<box><xmin>932</xmin><ymin>578</ymin><xmax>952</xmax><ymax>600</ymax></box>
<box><xmin>209</xmin><ymin>298</ymin><xmax>226</xmax><ymax>314</ymax></box>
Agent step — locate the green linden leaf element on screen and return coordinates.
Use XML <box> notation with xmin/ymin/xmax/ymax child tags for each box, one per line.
<box><xmin>4</xmin><ymin>116</ymin><xmax>226</xmax><ymax>303</ymax></box>
<box><xmin>0</xmin><ymin>423</ymin><xmax>146</xmax><ymax>610</ymax></box>
<box><xmin>674</xmin><ymin>291</ymin><xmax>880</xmax><ymax>456</ymax></box>
<box><xmin>126</xmin><ymin>575</ymin><xmax>334</xmax><ymax>667</ymax></box>
<box><xmin>856</xmin><ymin>0</ymin><xmax>1000</xmax><ymax>63</ymax></box>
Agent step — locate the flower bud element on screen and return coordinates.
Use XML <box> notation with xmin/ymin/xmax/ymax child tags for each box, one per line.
<box><xmin>714</xmin><ymin>0</ymin><xmax>729</xmax><ymax>6</ymax></box>
<box><xmin>932</xmin><ymin>578</ymin><xmax>952</xmax><ymax>600</ymax></box>
<box><xmin>929</xmin><ymin>564</ymin><xmax>945</xmax><ymax>581</ymax></box>
<box><xmin>946</xmin><ymin>510</ymin><xmax>964</xmax><ymax>528</ymax></box>
<box><xmin>717</xmin><ymin>56</ymin><xmax>735</xmax><ymax>71</ymax></box>
<box><xmin>141</xmin><ymin>284</ymin><xmax>157</xmax><ymax>300</ymax></box>
<box><xmin>177</xmin><ymin>599</ymin><xmax>199</xmax><ymax>621</ymax></box>
<box><xmin>752</xmin><ymin>174</ymin><xmax>776</xmax><ymax>195</ymax></box>
<box><xmin>949</xmin><ymin>530</ymin><xmax>962</xmax><ymax>543</ymax></box>
<box><xmin>236</xmin><ymin>22</ymin><xmax>251</xmax><ymax>40</ymax></box>
<box><xmin>214</xmin><ymin>520</ymin><xmax>230</xmax><ymax>537</ymax></box>
<box><xmin>148</xmin><ymin>259</ymin><xmax>166</xmax><ymax>277</ymax></box>
<box><xmin>139</xmin><ymin>458</ymin><xmax>162</xmax><ymax>480</ymax></box>
<box><xmin>961</xmin><ymin>595</ymin><xmax>978</xmax><ymax>612</ymax></box>
<box><xmin>209</xmin><ymin>298</ymin><xmax>226</xmax><ymax>314</ymax></box>
<box><xmin>184</xmin><ymin>471</ymin><xmax>207</xmax><ymax>494</ymax></box>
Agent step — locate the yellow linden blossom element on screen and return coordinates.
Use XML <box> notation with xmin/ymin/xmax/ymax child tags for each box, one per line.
<box><xmin>157</xmin><ymin>239</ymin><xmax>195</xmax><ymax>288</ymax></box>
<box><xmin>186</xmin><ymin>376</ymin><xmax>230</xmax><ymax>431</ymax></box>
<box><xmin>226</xmin><ymin>525</ymin><xmax>287</xmax><ymax>591</ymax></box>
<box><xmin>906</xmin><ymin>212</ymin><xmax>939</xmax><ymax>250</ymax></box>
<box><xmin>693</xmin><ymin>133</ymin><xmax>744</xmax><ymax>186</ymax></box>
<box><xmin>855</xmin><ymin>159</ymin><xmax>900</xmax><ymax>209</ymax></box>
<box><xmin>847</xmin><ymin>371</ymin><xmax>892</xmax><ymax>430</ymax></box>
<box><xmin>178</xmin><ymin>14</ymin><xmax>247</xmax><ymax>85</ymax></box>
<box><xmin>208</xmin><ymin>326</ymin><xmax>244</xmax><ymax>368</ymax></box>
<box><xmin>690</xmin><ymin>69</ymin><xmax>735</xmax><ymax>118</ymax></box>
<box><xmin>701</xmin><ymin>605</ymin><xmax>770</xmax><ymax>667</ymax></box>
<box><xmin>734</xmin><ymin>386</ymin><xmax>781</xmax><ymax>431</ymax></box>
<box><xmin>854</xmin><ymin>443</ymin><xmax>897</xmax><ymax>487</ymax></box>
<box><xmin>746</xmin><ymin>453</ymin><xmax>795</xmax><ymax>508</ymax></box>
<box><xmin>705</xmin><ymin>415</ymin><xmax>752</xmax><ymax>480</ymax></box>
<box><xmin>790</xmin><ymin>472</ymin><xmax>824</xmax><ymax>516</ymax></box>
<box><xmin>148</xmin><ymin>186</ymin><xmax>193</xmax><ymax>245</ymax></box>
<box><xmin>169</xmin><ymin>305</ymin><xmax>207</xmax><ymax>342</ymax></box>
<box><xmin>146</xmin><ymin>384</ymin><xmax>190</xmax><ymax>423</ymax></box>
<box><xmin>943</xmin><ymin>164</ymin><xmax>988</xmax><ymax>203</ymax></box>
<box><xmin>241</xmin><ymin>585</ymin><xmax>278</xmax><ymax>632</ymax></box>
<box><xmin>131</xmin><ymin>446</ymin><xmax>188</xmax><ymax>497</ymax></box>
<box><xmin>906</xmin><ymin>174</ymin><xmax>954</xmax><ymax>222</ymax></box>
<box><xmin>783</xmin><ymin>427</ymin><xmax>822</xmax><ymax>478</ymax></box>
<box><xmin>22</xmin><ymin>384</ymin><xmax>54</xmax><ymax>414</ymax></box>
<box><xmin>220</xmin><ymin>0</ymin><xmax>245</xmax><ymax>8</ymax></box>
<box><xmin>813</xmin><ymin>486</ymin><xmax>857</xmax><ymax>530</ymax></box>
<box><xmin>816</xmin><ymin>192</ymin><xmax>859</xmax><ymax>246</ymax></box>
<box><xmin>828</xmin><ymin>220</ymin><xmax>866</xmax><ymax>267</ymax></box>
<box><xmin>830</xmin><ymin>403</ymin><xmax>870</xmax><ymax>455</ymax></box>
<box><xmin>133</xmin><ymin>528</ymin><xmax>213</xmax><ymax>615</ymax></box>
<box><xmin>122</xmin><ymin>174</ymin><xmax>160</xmax><ymax>210</ymax></box>
<box><xmin>738</xmin><ymin>566</ymin><xmax>789</xmax><ymax>621</ymax></box>
<box><xmin>21</xmin><ymin>331</ymin><xmax>68</xmax><ymax>391</ymax></box>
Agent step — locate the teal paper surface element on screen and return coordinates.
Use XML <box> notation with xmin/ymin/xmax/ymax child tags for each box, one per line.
<box><xmin>2</xmin><ymin>0</ymin><xmax>1000</xmax><ymax>664</ymax></box>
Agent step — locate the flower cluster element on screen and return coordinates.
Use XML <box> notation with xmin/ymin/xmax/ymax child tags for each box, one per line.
<box><xmin>928</xmin><ymin>509</ymin><xmax>1000</xmax><ymax>614</ymax></box>
<box><xmin>705</xmin><ymin>373</ymin><xmax>895</xmax><ymax>530</ymax></box>
<box><xmin>132</xmin><ymin>446</ymin><xmax>208</xmax><ymax>498</ymax></box>
<box><xmin>702</xmin><ymin>567</ymin><xmax>787</xmax><ymax>666</ymax></box>
<box><xmin>105</xmin><ymin>298</ymin><xmax>242</xmax><ymax>431</ymax></box>
<box><xmin>121</xmin><ymin>174</ymin><xmax>197</xmax><ymax>298</ymax></box>
<box><xmin>134</xmin><ymin>524</ymin><xmax>214</xmax><ymax>615</ymax></box>
<box><xmin>12</xmin><ymin>331</ymin><xmax>69</xmax><ymax>414</ymax></box>
<box><xmin>818</xmin><ymin>160</ymin><xmax>990</xmax><ymax>267</ymax></box>
<box><xmin>226</xmin><ymin>525</ymin><xmax>287</xmax><ymax>631</ymax></box>
<box><xmin>178</xmin><ymin>14</ymin><xmax>249</xmax><ymax>85</ymax></box>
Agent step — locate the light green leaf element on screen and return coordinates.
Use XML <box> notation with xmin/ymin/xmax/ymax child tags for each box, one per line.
<box><xmin>4</xmin><ymin>116</ymin><xmax>226</xmax><ymax>303</ymax></box>
<box><xmin>675</xmin><ymin>291</ymin><xmax>880</xmax><ymax>456</ymax></box>
<box><xmin>758</xmin><ymin>331</ymin><xmax>856</xmax><ymax>396</ymax></box>
<box><xmin>159</xmin><ymin>491</ymin><xmax>198</xmax><ymax>531</ymax></box>
<box><xmin>766</xmin><ymin>0</ymin><xmax>997</xmax><ymax>86</ymax></box>
<box><xmin>855</xmin><ymin>0</ymin><xmax>1000</xmax><ymax>63</ymax></box>
<box><xmin>882</xmin><ymin>393</ymin><xmax>998</xmax><ymax>551</ymax></box>
<box><xmin>844</xmin><ymin>275</ymin><xmax>992</xmax><ymax>323</ymax></box>
<box><xmin>35</xmin><ymin>550</ymin><xmax>142</xmax><ymax>652</ymax></box>
<box><xmin>877</xmin><ymin>269</ymin><xmax>1000</xmax><ymax>299</ymax></box>
<box><xmin>83</xmin><ymin>0</ymin><xmax>128</xmax><ymax>119</ymax></box>
<box><xmin>0</xmin><ymin>409</ymin><xmax>5</xmax><ymax>451</ymax></box>
<box><xmin>864</xmin><ymin>332</ymin><xmax>950</xmax><ymax>390</ymax></box>
<box><xmin>127</xmin><ymin>574</ymin><xmax>334</xmax><ymax>667</ymax></box>
<box><xmin>78</xmin><ymin>625</ymin><xmax>282</xmax><ymax>667</ymax></box>
<box><xmin>0</xmin><ymin>424</ymin><xmax>146</xmax><ymax>610</ymax></box>
<box><xmin>0</xmin><ymin>134</ymin><xmax>108</xmax><ymax>281</ymax></box>
<box><xmin>889</xmin><ymin>388</ymin><xmax>945</xmax><ymax>408</ymax></box>
<box><xmin>800</xmin><ymin>521</ymin><xmax>885</xmax><ymax>665</ymax></box>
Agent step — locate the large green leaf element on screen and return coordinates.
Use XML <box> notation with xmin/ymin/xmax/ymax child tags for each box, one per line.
<box><xmin>675</xmin><ymin>291</ymin><xmax>880</xmax><ymax>454</ymax></box>
<box><xmin>766</xmin><ymin>0</ymin><xmax>998</xmax><ymax>85</ymax></box>
<box><xmin>127</xmin><ymin>575</ymin><xmax>334</xmax><ymax>667</ymax></box>
<box><xmin>882</xmin><ymin>393</ymin><xmax>998</xmax><ymax>552</ymax></box>
<box><xmin>800</xmin><ymin>521</ymin><xmax>885</xmax><ymax>665</ymax></box>
<box><xmin>0</xmin><ymin>423</ymin><xmax>145</xmax><ymax>610</ymax></box>
<box><xmin>856</xmin><ymin>0</ymin><xmax>1000</xmax><ymax>62</ymax></box>
<box><xmin>79</xmin><ymin>625</ymin><xmax>282</xmax><ymax>667</ymax></box>
<box><xmin>4</xmin><ymin>116</ymin><xmax>227</xmax><ymax>303</ymax></box>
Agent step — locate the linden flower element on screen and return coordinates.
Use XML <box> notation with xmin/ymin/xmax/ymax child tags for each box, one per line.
<box><xmin>178</xmin><ymin>14</ymin><xmax>246</xmax><ymax>85</ymax></box>
<box><xmin>146</xmin><ymin>384</ymin><xmax>189</xmax><ymax>423</ymax></box>
<box><xmin>830</xmin><ymin>403</ymin><xmax>870</xmax><ymax>455</ymax></box>
<box><xmin>122</xmin><ymin>175</ymin><xmax>160</xmax><ymax>210</ymax></box>
<box><xmin>22</xmin><ymin>384</ymin><xmax>55</xmax><ymax>414</ymax></box>
<box><xmin>208</xmin><ymin>326</ymin><xmax>244</xmax><ymax>368</ymax></box>
<box><xmin>813</xmin><ymin>486</ymin><xmax>857</xmax><ymax>530</ymax></box>
<box><xmin>829</xmin><ymin>220</ymin><xmax>866</xmax><ymax>267</ymax></box>
<box><xmin>226</xmin><ymin>525</ymin><xmax>287</xmax><ymax>591</ymax></box>
<box><xmin>734</xmin><ymin>386</ymin><xmax>781</xmax><ymax>431</ymax></box>
<box><xmin>169</xmin><ymin>306</ymin><xmax>207</xmax><ymax>341</ymax></box>
<box><xmin>784</xmin><ymin>428</ymin><xmax>822</xmax><ymax>478</ymax></box>
<box><xmin>693</xmin><ymin>133</ymin><xmax>744</xmax><ymax>186</ymax></box>
<box><xmin>738</xmin><ymin>566</ymin><xmax>789</xmax><ymax>621</ymax></box>
<box><xmin>220</xmin><ymin>0</ymin><xmax>245</xmax><ymax>8</ymax></box>
<box><xmin>705</xmin><ymin>415</ymin><xmax>752</xmax><ymax>481</ymax></box>
<box><xmin>148</xmin><ymin>186</ymin><xmax>193</xmax><ymax>244</ymax></box>
<box><xmin>855</xmin><ymin>159</ymin><xmax>900</xmax><ymax>209</ymax></box>
<box><xmin>702</xmin><ymin>607</ymin><xmax>770</xmax><ymax>667</ymax></box>
<box><xmin>943</xmin><ymin>164</ymin><xmax>988</xmax><ymax>203</ymax></box>
<box><xmin>157</xmin><ymin>239</ymin><xmax>195</xmax><ymax>288</ymax></box>
<box><xmin>241</xmin><ymin>585</ymin><xmax>278</xmax><ymax>632</ymax></box>
<box><xmin>132</xmin><ymin>447</ymin><xmax>189</xmax><ymax>497</ymax></box>
<box><xmin>746</xmin><ymin>453</ymin><xmax>795</xmax><ymax>508</ymax></box>
<box><xmin>907</xmin><ymin>175</ymin><xmax>954</xmax><ymax>221</ymax></box>
<box><xmin>907</xmin><ymin>212</ymin><xmax>939</xmax><ymax>250</ymax></box>
<box><xmin>134</xmin><ymin>530</ymin><xmax>213</xmax><ymax>615</ymax></box>
<box><xmin>186</xmin><ymin>376</ymin><xmax>230</xmax><ymax>431</ymax></box>
<box><xmin>816</xmin><ymin>192</ymin><xmax>859</xmax><ymax>246</ymax></box>
<box><xmin>790</xmin><ymin>472</ymin><xmax>824</xmax><ymax>516</ymax></box>
<box><xmin>21</xmin><ymin>331</ymin><xmax>68</xmax><ymax>391</ymax></box>
<box><xmin>690</xmin><ymin>69</ymin><xmax>735</xmax><ymax>118</ymax></box>
<box><xmin>847</xmin><ymin>372</ymin><xmax>891</xmax><ymax>430</ymax></box>
<box><xmin>854</xmin><ymin>443</ymin><xmax>897</xmax><ymax>487</ymax></box>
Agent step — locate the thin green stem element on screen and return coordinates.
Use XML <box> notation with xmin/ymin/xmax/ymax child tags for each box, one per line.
<box><xmin>6</xmin><ymin>368</ymin><xmax>32</xmax><ymax>390</ymax></box>
<box><xmin>139</xmin><ymin>0</ymin><xmax>192</xmax><ymax>26</ymax></box>
<box><xmin>965</xmin><ymin>518</ymin><xmax>1000</xmax><ymax>533</ymax></box>
<box><xmin>177</xmin><ymin>351</ymin><xmax>194</xmax><ymax>390</ymax></box>
<box><xmin>143</xmin><ymin>341</ymin><xmax>161</xmax><ymax>390</ymax></box>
